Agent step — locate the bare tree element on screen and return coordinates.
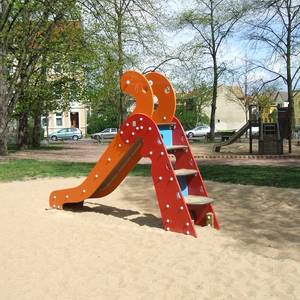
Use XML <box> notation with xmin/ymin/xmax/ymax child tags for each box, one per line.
<box><xmin>229</xmin><ymin>57</ymin><xmax>264</xmax><ymax>124</ymax></box>
<box><xmin>177</xmin><ymin>0</ymin><xmax>248</xmax><ymax>139</ymax></box>
<box><xmin>248</xmin><ymin>0</ymin><xmax>300</xmax><ymax>130</ymax></box>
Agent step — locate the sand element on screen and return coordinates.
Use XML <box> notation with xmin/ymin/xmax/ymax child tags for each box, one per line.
<box><xmin>0</xmin><ymin>177</ymin><xmax>299</xmax><ymax>300</ymax></box>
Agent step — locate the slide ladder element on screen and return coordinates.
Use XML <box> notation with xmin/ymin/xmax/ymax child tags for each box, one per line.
<box><xmin>49</xmin><ymin>70</ymin><xmax>220</xmax><ymax>237</ymax></box>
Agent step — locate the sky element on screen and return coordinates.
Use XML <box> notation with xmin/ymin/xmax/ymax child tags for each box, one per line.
<box><xmin>155</xmin><ymin>0</ymin><xmax>290</xmax><ymax>91</ymax></box>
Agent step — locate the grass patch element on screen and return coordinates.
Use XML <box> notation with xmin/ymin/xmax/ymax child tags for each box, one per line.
<box><xmin>0</xmin><ymin>159</ymin><xmax>299</xmax><ymax>189</ymax></box>
<box><xmin>132</xmin><ymin>164</ymin><xmax>300</xmax><ymax>188</ymax></box>
<box><xmin>0</xmin><ymin>159</ymin><xmax>93</xmax><ymax>181</ymax></box>
<box><xmin>200</xmin><ymin>165</ymin><xmax>300</xmax><ymax>189</ymax></box>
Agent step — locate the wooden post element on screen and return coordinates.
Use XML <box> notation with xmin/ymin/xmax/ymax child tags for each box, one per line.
<box><xmin>249</xmin><ymin>120</ymin><xmax>253</xmax><ymax>154</ymax></box>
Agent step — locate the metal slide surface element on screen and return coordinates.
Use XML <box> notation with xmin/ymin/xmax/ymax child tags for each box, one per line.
<box><xmin>213</xmin><ymin>122</ymin><xmax>250</xmax><ymax>152</ymax></box>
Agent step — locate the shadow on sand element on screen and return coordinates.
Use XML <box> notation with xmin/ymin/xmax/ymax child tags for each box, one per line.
<box><xmin>64</xmin><ymin>201</ymin><xmax>163</xmax><ymax>230</ymax></box>
<box><xmin>62</xmin><ymin>177</ymin><xmax>300</xmax><ymax>260</ymax></box>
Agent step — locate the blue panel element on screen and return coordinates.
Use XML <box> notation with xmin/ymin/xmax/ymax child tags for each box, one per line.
<box><xmin>158</xmin><ymin>125</ymin><xmax>173</xmax><ymax>147</ymax></box>
<box><xmin>177</xmin><ymin>176</ymin><xmax>188</xmax><ymax>197</ymax></box>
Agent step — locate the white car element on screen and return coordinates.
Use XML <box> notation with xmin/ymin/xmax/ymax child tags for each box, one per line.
<box><xmin>91</xmin><ymin>128</ymin><xmax>118</xmax><ymax>141</ymax></box>
<box><xmin>185</xmin><ymin>125</ymin><xmax>210</xmax><ymax>138</ymax></box>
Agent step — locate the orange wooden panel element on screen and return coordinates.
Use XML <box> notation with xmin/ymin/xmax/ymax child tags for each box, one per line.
<box><xmin>121</xmin><ymin>70</ymin><xmax>154</xmax><ymax>118</ymax></box>
<box><xmin>92</xmin><ymin>138</ymin><xmax>143</xmax><ymax>198</ymax></box>
<box><xmin>49</xmin><ymin>133</ymin><xmax>139</xmax><ymax>209</ymax></box>
<box><xmin>49</xmin><ymin>70</ymin><xmax>154</xmax><ymax>209</ymax></box>
<box><xmin>145</xmin><ymin>72</ymin><xmax>176</xmax><ymax>124</ymax></box>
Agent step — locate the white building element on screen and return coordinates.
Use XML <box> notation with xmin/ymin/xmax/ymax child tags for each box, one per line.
<box><xmin>42</xmin><ymin>102</ymin><xmax>89</xmax><ymax>137</ymax></box>
<box><xmin>204</xmin><ymin>86</ymin><xmax>246</xmax><ymax>131</ymax></box>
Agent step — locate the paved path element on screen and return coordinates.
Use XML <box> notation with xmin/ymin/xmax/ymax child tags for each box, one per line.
<box><xmin>4</xmin><ymin>139</ymin><xmax>300</xmax><ymax>166</ymax></box>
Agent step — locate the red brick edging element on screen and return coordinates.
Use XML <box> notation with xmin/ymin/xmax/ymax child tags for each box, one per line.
<box><xmin>193</xmin><ymin>154</ymin><xmax>300</xmax><ymax>159</ymax></box>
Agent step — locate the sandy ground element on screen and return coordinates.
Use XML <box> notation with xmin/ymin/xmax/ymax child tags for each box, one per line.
<box><xmin>0</xmin><ymin>177</ymin><xmax>299</xmax><ymax>300</ymax></box>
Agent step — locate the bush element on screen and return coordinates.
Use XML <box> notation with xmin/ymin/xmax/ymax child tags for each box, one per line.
<box><xmin>176</xmin><ymin>107</ymin><xmax>209</xmax><ymax>130</ymax></box>
<box><xmin>87</xmin><ymin>109</ymin><xmax>118</xmax><ymax>134</ymax></box>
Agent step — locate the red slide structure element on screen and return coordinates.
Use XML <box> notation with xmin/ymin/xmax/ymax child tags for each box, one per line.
<box><xmin>49</xmin><ymin>70</ymin><xmax>220</xmax><ymax>237</ymax></box>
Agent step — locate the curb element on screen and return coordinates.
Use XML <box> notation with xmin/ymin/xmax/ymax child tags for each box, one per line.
<box><xmin>194</xmin><ymin>154</ymin><xmax>300</xmax><ymax>160</ymax></box>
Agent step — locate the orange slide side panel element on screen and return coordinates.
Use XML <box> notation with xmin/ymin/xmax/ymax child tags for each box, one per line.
<box><xmin>145</xmin><ymin>72</ymin><xmax>176</xmax><ymax>124</ymax></box>
<box><xmin>49</xmin><ymin>133</ymin><xmax>141</xmax><ymax>209</ymax></box>
<box><xmin>121</xmin><ymin>70</ymin><xmax>154</xmax><ymax>117</ymax></box>
<box><xmin>91</xmin><ymin>138</ymin><xmax>143</xmax><ymax>198</ymax></box>
<box><xmin>50</xmin><ymin>70</ymin><xmax>155</xmax><ymax>209</ymax></box>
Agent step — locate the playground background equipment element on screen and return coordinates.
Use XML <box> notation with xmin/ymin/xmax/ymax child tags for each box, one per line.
<box><xmin>213</xmin><ymin>122</ymin><xmax>252</xmax><ymax>152</ymax></box>
<box><xmin>49</xmin><ymin>70</ymin><xmax>220</xmax><ymax>237</ymax></box>
<box><xmin>213</xmin><ymin>104</ymin><xmax>292</xmax><ymax>154</ymax></box>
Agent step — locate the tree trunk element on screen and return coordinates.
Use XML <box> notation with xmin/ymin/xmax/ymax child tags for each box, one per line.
<box><xmin>0</xmin><ymin>108</ymin><xmax>8</xmax><ymax>155</ymax></box>
<box><xmin>117</xmin><ymin>9</ymin><xmax>125</xmax><ymax>126</ymax></box>
<box><xmin>0</xmin><ymin>86</ymin><xmax>9</xmax><ymax>155</ymax></box>
<box><xmin>118</xmin><ymin>72</ymin><xmax>124</xmax><ymax>126</ymax></box>
<box><xmin>17</xmin><ymin>112</ymin><xmax>29</xmax><ymax>149</ymax></box>
<box><xmin>209</xmin><ymin>2</ymin><xmax>218</xmax><ymax>141</ymax></box>
<box><xmin>286</xmin><ymin>5</ymin><xmax>295</xmax><ymax>135</ymax></box>
<box><xmin>209</xmin><ymin>55</ymin><xmax>218</xmax><ymax>140</ymax></box>
<box><xmin>0</xmin><ymin>37</ymin><xmax>9</xmax><ymax>156</ymax></box>
<box><xmin>32</xmin><ymin>112</ymin><xmax>42</xmax><ymax>148</ymax></box>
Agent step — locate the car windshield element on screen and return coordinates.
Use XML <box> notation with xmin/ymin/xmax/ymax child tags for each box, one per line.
<box><xmin>102</xmin><ymin>129</ymin><xmax>110</xmax><ymax>133</ymax></box>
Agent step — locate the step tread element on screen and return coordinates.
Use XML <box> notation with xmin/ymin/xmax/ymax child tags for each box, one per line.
<box><xmin>157</xmin><ymin>122</ymin><xmax>176</xmax><ymax>126</ymax></box>
<box><xmin>185</xmin><ymin>195</ymin><xmax>214</xmax><ymax>205</ymax></box>
<box><xmin>166</xmin><ymin>145</ymin><xmax>188</xmax><ymax>151</ymax></box>
<box><xmin>174</xmin><ymin>168</ymin><xmax>198</xmax><ymax>176</ymax></box>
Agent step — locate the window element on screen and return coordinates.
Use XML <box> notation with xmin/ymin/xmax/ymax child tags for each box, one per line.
<box><xmin>41</xmin><ymin>117</ymin><xmax>48</xmax><ymax>127</ymax></box>
<box><xmin>56</xmin><ymin>113</ymin><xmax>63</xmax><ymax>126</ymax></box>
<box><xmin>102</xmin><ymin>129</ymin><xmax>110</xmax><ymax>133</ymax></box>
<box><xmin>111</xmin><ymin>128</ymin><xmax>117</xmax><ymax>132</ymax></box>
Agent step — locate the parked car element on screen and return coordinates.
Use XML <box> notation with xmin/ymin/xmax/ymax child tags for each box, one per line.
<box><xmin>91</xmin><ymin>128</ymin><xmax>118</xmax><ymax>141</ymax></box>
<box><xmin>185</xmin><ymin>125</ymin><xmax>210</xmax><ymax>138</ymax></box>
<box><xmin>49</xmin><ymin>128</ymin><xmax>83</xmax><ymax>141</ymax></box>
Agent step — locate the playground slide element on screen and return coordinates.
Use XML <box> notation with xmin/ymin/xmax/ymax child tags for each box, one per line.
<box><xmin>213</xmin><ymin>121</ymin><xmax>251</xmax><ymax>152</ymax></box>
<box><xmin>49</xmin><ymin>70</ymin><xmax>220</xmax><ymax>238</ymax></box>
<box><xmin>49</xmin><ymin>133</ymin><xmax>143</xmax><ymax>208</ymax></box>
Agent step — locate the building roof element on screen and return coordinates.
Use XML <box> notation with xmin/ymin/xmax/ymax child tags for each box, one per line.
<box><xmin>268</xmin><ymin>91</ymin><xmax>300</xmax><ymax>103</ymax></box>
<box><xmin>273</xmin><ymin>91</ymin><xmax>288</xmax><ymax>102</ymax></box>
